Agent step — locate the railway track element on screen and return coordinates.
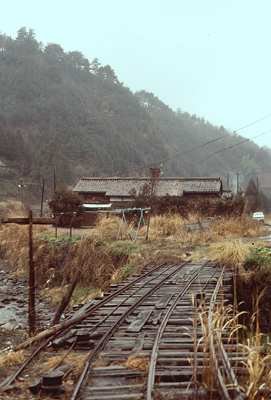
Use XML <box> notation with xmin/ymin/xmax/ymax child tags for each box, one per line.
<box><xmin>0</xmin><ymin>261</ymin><xmax>246</xmax><ymax>399</ymax></box>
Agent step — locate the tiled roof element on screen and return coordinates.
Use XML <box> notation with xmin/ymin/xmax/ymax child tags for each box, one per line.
<box><xmin>73</xmin><ymin>177</ymin><xmax>222</xmax><ymax>197</ymax></box>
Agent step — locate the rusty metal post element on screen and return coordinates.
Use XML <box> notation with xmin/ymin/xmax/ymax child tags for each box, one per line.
<box><xmin>28</xmin><ymin>210</ymin><xmax>36</xmax><ymax>335</ymax></box>
<box><xmin>146</xmin><ymin>211</ymin><xmax>151</xmax><ymax>241</ymax></box>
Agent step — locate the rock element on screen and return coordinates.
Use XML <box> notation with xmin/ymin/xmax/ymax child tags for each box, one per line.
<box><xmin>1</xmin><ymin>321</ymin><xmax>18</xmax><ymax>330</ymax></box>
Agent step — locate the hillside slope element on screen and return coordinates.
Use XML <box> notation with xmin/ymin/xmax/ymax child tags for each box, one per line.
<box><xmin>0</xmin><ymin>28</ymin><xmax>270</xmax><ymax>198</ymax></box>
<box><xmin>136</xmin><ymin>91</ymin><xmax>271</xmax><ymax>179</ymax></box>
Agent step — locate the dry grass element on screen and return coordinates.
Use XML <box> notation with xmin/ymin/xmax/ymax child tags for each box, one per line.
<box><xmin>125</xmin><ymin>354</ymin><xmax>149</xmax><ymax>372</ymax></box>
<box><xmin>114</xmin><ymin>353</ymin><xmax>149</xmax><ymax>373</ymax></box>
<box><xmin>147</xmin><ymin>215</ymin><xmax>264</xmax><ymax>246</ymax></box>
<box><xmin>149</xmin><ymin>213</ymin><xmax>201</xmax><ymax>238</ymax></box>
<box><xmin>196</xmin><ymin>296</ymin><xmax>247</xmax><ymax>396</ymax></box>
<box><xmin>240</xmin><ymin>336</ymin><xmax>271</xmax><ymax>399</ymax></box>
<box><xmin>93</xmin><ymin>215</ymin><xmax>120</xmax><ymax>239</ymax></box>
<box><xmin>0</xmin><ymin>224</ymin><xmax>28</xmax><ymax>272</ymax></box>
<box><xmin>65</xmin><ymin>237</ymin><xmax>117</xmax><ymax>288</ymax></box>
<box><xmin>0</xmin><ymin>224</ymin><xmax>48</xmax><ymax>277</ymax></box>
<box><xmin>239</xmin><ymin>293</ymin><xmax>271</xmax><ymax>399</ymax></box>
<box><xmin>40</xmin><ymin>352</ymin><xmax>88</xmax><ymax>378</ymax></box>
<box><xmin>41</xmin><ymin>286</ymin><xmax>69</xmax><ymax>306</ymax></box>
<box><xmin>209</xmin><ymin>240</ymin><xmax>252</xmax><ymax>268</ymax></box>
<box><xmin>0</xmin><ymin>223</ymin><xmax>141</xmax><ymax>292</ymax></box>
<box><xmin>0</xmin><ymin>200</ymin><xmax>27</xmax><ymax>218</ymax></box>
<box><xmin>0</xmin><ymin>213</ymin><xmax>265</xmax><ymax>311</ymax></box>
<box><xmin>212</xmin><ymin>217</ymin><xmax>264</xmax><ymax>238</ymax></box>
<box><xmin>0</xmin><ymin>350</ymin><xmax>25</xmax><ymax>368</ymax></box>
<box><xmin>93</xmin><ymin>215</ymin><xmax>136</xmax><ymax>240</ymax></box>
<box><xmin>71</xmin><ymin>287</ymin><xmax>104</xmax><ymax>306</ymax></box>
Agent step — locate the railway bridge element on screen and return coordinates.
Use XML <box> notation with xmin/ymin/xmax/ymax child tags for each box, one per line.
<box><xmin>0</xmin><ymin>261</ymin><xmax>246</xmax><ymax>399</ymax></box>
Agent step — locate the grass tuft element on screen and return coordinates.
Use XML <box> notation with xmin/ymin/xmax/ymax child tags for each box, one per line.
<box><xmin>209</xmin><ymin>240</ymin><xmax>252</xmax><ymax>268</ymax></box>
<box><xmin>0</xmin><ymin>350</ymin><xmax>25</xmax><ymax>368</ymax></box>
<box><xmin>125</xmin><ymin>354</ymin><xmax>149</xmax><ymax>372</ymax></box>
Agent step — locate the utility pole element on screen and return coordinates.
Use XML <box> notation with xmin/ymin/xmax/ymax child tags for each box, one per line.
<box><xmin>40</xmin><ymin>178</ymin><xmax>45</xmax><ymax>217</ymax></box>
<box><xmin>18</xmin><ymin>182</ymin><xmax>24</xmax><ymax>204</ymax></box>
<box><xmin>256</xmin><ymin>175</ymin><xmax>259</xmax><ymax>210</ymax></box>
<box><xmin>28</xmin><ymin>210</ymin><xmax>36</xmax><ymax>335</ymax></box>
<box><xmin>227</xmin><ymin>173</ymin><xmax>230</xmax><ymax>189</ymax></box>
<box><xmin>53</xmin><ymin>167</ymin><xmax>56</xmax><ymax>194</ymax></box>
<box><xmin>236</xmin><ymin>172</ymin><xmax>239</xmax><ymax>194</ymax></box>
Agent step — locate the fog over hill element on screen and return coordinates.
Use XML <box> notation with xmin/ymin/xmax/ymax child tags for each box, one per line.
<box><xmin>0</xmin><ymin>28</ymin><xmax>270</xmax><ymax>198</ymax></box>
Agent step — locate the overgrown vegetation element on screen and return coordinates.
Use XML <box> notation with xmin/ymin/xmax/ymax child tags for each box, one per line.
<box><xmin>237</xmin><ymin>246</ymin><xmax>271</xmax><ymax>332</ymax></box>
<box><xmin>0</xmin><ymin>200</ymin><xmax>26</xmax><ymax>218</ymax></box>
<box><xmin>49</xmin><ymin>190</ymin><xmax>82</xmax><ymax>214</ymax></box>
<box><xmin>209</xmin><ymin>240</ymin><xmax>252</xmax><ymax>268</ymax></box>
<box><xmin>0</xmin><ymin>214</ymin><xmax>265</xmax><ymax>300</ymax></box>
<box><xmin>149</xmin><ymin>214</ymin><xmax>263</xmax><ymax>244</ymax></box>
<box><xmin>0</xmin><ymin>223</ymin><xmax>141</xmax><ymax>292</ymax></box>
<box><xmin>205</xmin><ymin>236</ymin><xmax>271</xmax><ymax>399</ymax></box>
<box><xmin>134</xmin><ymin>186</ymin><xmax>245</xmax><ymax>217</ymax></box>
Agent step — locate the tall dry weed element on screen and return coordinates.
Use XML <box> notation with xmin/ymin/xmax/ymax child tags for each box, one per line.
<box><xmin>94</xmin><ymin>215</ymin><xmax>120</xmax><ymax>239</ymax></box>
<box><xmin>0</xmin><ymin>224</ymin><xmax>130</xmax><ymax>289</ymax></box>
<box><xmin>209</xmin><ymin>240</ymin><xmax>252</xmax><ymax>268</ymax></box>
<box><xmin>0</xmin><ymin>200</ymin><xmax>27</xmax><ymax>218</ymax></box>
<box><xmin>66</xmin><ymin>237</ymin><xmax>116</xmax><ymax>288</ymax></box>
<box><xmin>240</xmin><ymin>294</ymin><xmax>271</xmax><ymax>400</ymax></box>
<box><xmin>149</xmin><ymin>215</ymin><xmax>264</xmax><ymax>244</ymax></box>
<box><xmin>212</xmin><ymin>217</ymin><xmax>264</xmax><ymax>238</ymax></box>
<box><xmin>95</xmin><ymin>215</ymin><xmax>144</xmax><ymax>240</ymax></box>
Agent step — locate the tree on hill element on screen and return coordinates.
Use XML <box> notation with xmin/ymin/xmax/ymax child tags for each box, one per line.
<box><xmin>1</xmin><ymin>28</ymin><xmax>271</xmax><ymax>201</ymax></box>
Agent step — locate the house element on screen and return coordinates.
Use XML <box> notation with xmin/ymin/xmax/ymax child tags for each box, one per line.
<box><xmin>73</xmin><ymin>170</ymin><xmax>223</xmax><ymax>208</ymax></box>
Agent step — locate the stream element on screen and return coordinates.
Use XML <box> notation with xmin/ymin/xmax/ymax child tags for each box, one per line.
<box><xmin>0</xmin><ymin>261</ymin><xmax>53</xmax><ymax>348</ymax></box>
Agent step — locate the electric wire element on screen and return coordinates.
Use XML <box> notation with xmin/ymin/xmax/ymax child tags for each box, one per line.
<box><xmin>200</xmin><ymin>129</ymin><xmax>271</xmax><ymax>163</ymax></box>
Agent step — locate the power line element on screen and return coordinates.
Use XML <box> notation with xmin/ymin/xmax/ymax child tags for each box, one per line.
<box><xmin>155</xmin><ymin>136</ymin><xmax>225</xmax><ymax>167</ymax></box>
<box><xmin>133</xmin><ymin>135</ymin><xmax>224</xmax><ymax>174</ymax></box>
<box><xmin>138</xmin><ymin>112</ymin><xmax>271</xmax><ymax>173</ymax></box>
<box><xmin>144</xmin><ymin>113</ymin><xmax>271</xmax><ymax>172</ymax></box>
<box><xmin>200</xmin><ymin>129</ymin><xmax>271</xmax><ymax>163</ymax></box>
<box><xmin>233</xmin><ymin>113</ymin><xmax>271</xmax><ymax>133</ymax></box>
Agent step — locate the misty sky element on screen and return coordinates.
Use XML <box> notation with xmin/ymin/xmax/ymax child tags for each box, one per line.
<box><xmin>2</xmin><ymin>0</ymin><xmax>271</xmax><ymax>148</ymax></box>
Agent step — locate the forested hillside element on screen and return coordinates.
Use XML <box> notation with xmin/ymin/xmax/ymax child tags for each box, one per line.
<box><xmin>136</xmin><ymin>91</ymin><xmax>271</xmax><ymax>179</ymax></box>
<box><xmin>1</xmin><ymin>28</ymin><xmax>271</xmax><ymax>198</ymax></box>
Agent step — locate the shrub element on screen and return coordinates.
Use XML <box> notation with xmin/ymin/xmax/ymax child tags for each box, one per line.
<box><xmin>49</xmin><ymin>190</ymin><xmax>82</xmax><ymax>214</ymax></box>
<box><xmin>238</xmin><ymin>246</ymin><xmax>271</xmax><ymax>332</ymax></box>
<box><xmin>244</xmin><ymin>247</ymin><xmax>271</xmax><ymax>271</ymax></box>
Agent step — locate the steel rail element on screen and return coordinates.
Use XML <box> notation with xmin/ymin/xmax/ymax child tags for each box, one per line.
<box><xmin>0</xmin><ymin>262</ymin><xmax>168</xmax><ymax>390</ymax></box>
<box><xmin>146</xmin><ymin>263</ymin><xmax>206</xmax><ymax>400</ymax></box>
<box><xmin>208</xmin><ymin>268</ymin><xmax>245</xmax><ymax>400</ymax></box>
<box><xmin>70</xmin><ymin>262</ymin><xmax>189</xmax><ymax>400</ymax></box>
<box><xmin>71</xmin><ymin>263</ymin><xmax>178</xmax><ymax>340</ymax></box>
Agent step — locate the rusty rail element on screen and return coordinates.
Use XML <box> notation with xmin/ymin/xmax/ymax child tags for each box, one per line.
<box><xmin>146</xmin><ymin>264</ymin><xmax>205</xmax><ymax>400</ymax></box>
<box><xmin>0</xmin><ymin>262</ymin><xmax>169</xmax><ymax>390</ymax></box>
<box><xmin>0</xmin><ymin>261</ymin><xmax>245</xmax><ymax>399</ymax></box>
<box><xmin>70</xmin><ymin>262</ymin><xmax>188</xmax><ymax>400</ymax></box>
